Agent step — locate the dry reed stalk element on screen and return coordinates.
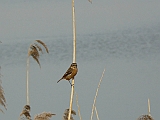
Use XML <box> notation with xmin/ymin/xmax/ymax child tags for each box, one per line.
<box><xmin>95</xmin><ymin>106</ymin><xmax>100</xmax><ymax>120</ymax></box>
<box><xmin>75</xmin><ymin>92</ymin><xmax>82</xmax><ymax>120</ymax></box>
<box><xmin>26</xmin><ymin>55</ymin><xmax>30</xmax><ymax>105</ymax></box>
<box><xmin>0</xmin><ymin>67</ymin><xmax>6</xmax><ymax>113</ymax></box>
<box><xmin>148</xmin><ymin>98</ymin><xmax>151</xmax><ymax>116</ymax></box>
<box><xmin>68</xmin><ymin>0</ymin><xmax>76</xmax><ymax>119</ymax></box>
<box><xmin>34</xmin><ymin>112</ymin><xmax>56</xmax><ymax>120</ymax></box>
<box><xmin>68</xmin><ymin>79</ymin><xmax>75</xmax><ymax>120</ymax></box>
<box><xmin>90</xmin><ymin>69</ymin><xmax>105</xmax><ymax>120</ymax></box>
<box><xmin>26</xmin><ymin>40</ymin><xmax>49</xmax><ymax>105</ymax></box>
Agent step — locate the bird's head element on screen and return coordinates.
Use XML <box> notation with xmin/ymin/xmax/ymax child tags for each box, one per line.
<box><xmin>71</xmin><ymin>63</ymin><xmax>77</xmax><ymax>68</ymax></box>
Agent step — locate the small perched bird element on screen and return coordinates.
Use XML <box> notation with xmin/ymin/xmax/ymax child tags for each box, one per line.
<box><xmin>57</xmin><ymin>63</ymin><xmax>78</xmax><ymax>85</ymax></box>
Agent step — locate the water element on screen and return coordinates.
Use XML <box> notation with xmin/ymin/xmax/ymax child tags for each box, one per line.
<box><xmin>0</xmin><ymin>26</ymin><xmax>160</xmax><ymax>120</ymax></box>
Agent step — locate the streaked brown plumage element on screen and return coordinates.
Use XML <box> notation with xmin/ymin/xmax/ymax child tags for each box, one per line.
<box><xmin>57</xmin><ymin>63</ymin><xmax>78</xmax><ymax>84</ymax></box>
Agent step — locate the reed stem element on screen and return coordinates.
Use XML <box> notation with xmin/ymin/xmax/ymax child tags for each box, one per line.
<box><xmin>90</xmin><ymin>69</ymin><xmax>105</xmax><ymax>120</ymax></box>
<box><xmin>75</xmin><ymin>92</ymin><xmax>82</xmax><ymax>120</ymax></box>
<box><xmin>68</xmin><ymin>0</ymin><xmax>76</xmax><ymax>119</ymax></box>
<box><xmin>148</xmin><ymin>98</ymin><xmax>151</xmax><ymax>116</ymax></box>
<box><xmin>26</xmin><ymin>52</ymin><xmax>30</xmax><ymax>105</ymax></box>
<box><xmin>95</xmin><ymin>106</ymin><xmax>100</xmax><ymax>120</ymax></box>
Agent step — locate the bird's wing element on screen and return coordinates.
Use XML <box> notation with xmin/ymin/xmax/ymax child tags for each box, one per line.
<box><xmin>63</xmin><ymin>68</ymin><xmax>72</xmax><ymax>77</ymax></box>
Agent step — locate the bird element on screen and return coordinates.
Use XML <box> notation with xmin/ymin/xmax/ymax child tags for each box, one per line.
<box><xmin>57</xmin><ymin>63</ymin><xmax>78</xmax><ymax>85</ymax></box>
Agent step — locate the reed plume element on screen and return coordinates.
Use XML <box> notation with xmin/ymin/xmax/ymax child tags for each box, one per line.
<box><xmin>34</xmin><ymin>112</ymin><xmax>56</xmax><ymax>120</ymax></box>
<box><xmin>137</xmin><ymin>115</ymin><xmax>154</xmax><ymax>120</ymax></box>
<box><xmin>63</xmin><ymin>109</ymin><xmax>76</xmax><ymax>120</ymax></box>
<box><xmin>137</xmin><ymin>99</ymin><xmax>154</xmax><ymax>120</ymax></box>
<box><xmin>20</xmin><ymin>105</ymin><xmax>31</xmax><ymax>120</ymax></box>
<box><xmin>28</xmin><ymin>40</ymin><xmax>49</xmax><ymax>68</ymax></box>
<box><xmin>26</xmin><ymin>40</ymin><xmax>49</xmax><ymax>105</ymax></box>
<box><xmin>0</xmin><ymin>67</ymin><xmax>7</xmax><ymax>113</ymax></box>
<box><xmin>36</xmin><ymin>40</ymin><xmax>49</xmax><ymax>53</ymax></box>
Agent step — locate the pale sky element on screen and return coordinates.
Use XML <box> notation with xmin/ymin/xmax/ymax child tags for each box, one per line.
<box><xmin>1</xmin><ymin>1</ymin><xmax>160</xmax><ymax>120</ymax></box>
<box><xmin>0</xmin><ymin>0</ymin><xmax>160</xmax><ymax>41</ymax></box>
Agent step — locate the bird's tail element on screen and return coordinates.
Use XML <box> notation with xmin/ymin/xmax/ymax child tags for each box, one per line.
<box><xmin>57</xmin><ymin>79</ymin><xmax>62</xmax><ymax>83</ymax></box>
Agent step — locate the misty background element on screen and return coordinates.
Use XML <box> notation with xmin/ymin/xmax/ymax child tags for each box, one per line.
<box><xmin>0</xmin><ymin>0</ymin><xmax>160</xmax><ymax>120</ymax></box>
